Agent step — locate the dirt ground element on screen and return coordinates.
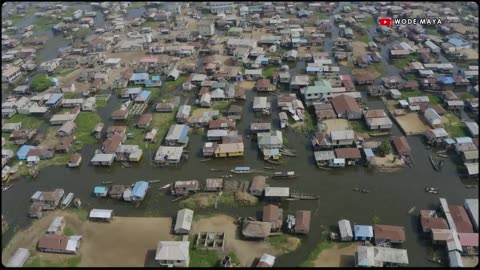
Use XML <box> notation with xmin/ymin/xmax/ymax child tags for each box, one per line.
<box><xmin>394</xmin><ymin>113</ymin><xmax>430</xmax><ymax>135</ymax></box>
<box><xmin>2</xmin><ymin>211</ymin><xmax>174</xmax><ymax>267</ymax></box>
<box><xmin>238</xmin><ymin>81</ymin><xmax>255</xmax><ymax>90</ymax></box>
<box><xmin>462</xmin><ymin>256</ymin><xmax>479</xmax><ymax>267</ymax></box>
<box><xmin>314</xmin><ymin>242</ymin><xmax>361</xmax><ymax>267</ymax></box>
<box><xmin>449</xmin><ymin>23</ymin><xmax>478</xmax><ymax>35</ymax></box>
<box><xmin>373</xmin><ymin>153</ymin><xmax>406</xmax><ymax>169</ymax></box>
<box><xmin>352</xmin><ymin>41</ymin><xmax>368</xmax><ymax>57</ymax></box>
<box><xmin>191</xmin><ymin>108</ymin><xmax>215</xmax><ymax>118</ymax></box>
<box><xmin>323</xmin><ymin>119</ymin><xmax>350</xmax><ymax>132</ymax></box>
<box><xmin>459</xmin><ymin>48</ymin><xmax>479</xmax><ymax>60</ymax></box>
<box><xmin>190</xmin><ymin>214</ymin><xmax>299</xmax><ymax>267</ymax></box>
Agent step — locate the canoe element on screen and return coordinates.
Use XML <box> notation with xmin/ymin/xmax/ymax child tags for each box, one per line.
<box><xmin>272</xmin><ymin>171</ymin><xmax>296</xmax><ymax>179</ymax></box>
<box><xmin>266</xmin><ymin>160</ymin><xmax>281</xmax><ymax>165</ymax></box>
<box><xmin>159</xmin><ymin>184</ymin><xmax>171</xmax><ymax>190</ymax></box>
<box><xmin>231</xmin><ymin>167</ymin><xmax>252</xmax><ymax>174</ymax></box>
<box><xmin>102</xmin><ymin>181</ymin><xmax>113</xmax><ymax>184</ymax></box>
<box><xmin>1</xmin><ymin>184</ymin><xmax>13</xmax><ymax>192</ymax></box>
<box><xmin>148</xmin><ymin>180</ymin><xmax>161</xmax><ymax>184</ymax></box>
<box><xmin>408</xmin><ymin>206</ymin><xmax>416</xmax><ymax>214</ymax></box>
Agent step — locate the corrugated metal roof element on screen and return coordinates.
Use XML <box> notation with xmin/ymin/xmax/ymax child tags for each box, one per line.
<box><xmin>339</xmin><ymin>219</ymin><xmax>353</xmax><ymax>238</ymax></box>
<box><xmin>354</xmin><ymin>225</ymin><xmax>373</xmax><ymax>237</ymax></box>
<box><xmin>131</xmin><ymin>181</ymin><xmax>149</xmax><ymax>199</ymax></box>
<box><xmin>174</xmin><ymin>208</ymin><xmax>194</xmax><ymax>232</ymax></box>
<box><xmin>7</xmin><ymin>248</ymin><xmax>30</xmax><ymax>267</ymax></box>
<box><xmin>155</xmin><ymin>241</ymin><xmax>190</xmax><ymax>261</ymax></box>
<box><xmin>89</xmin><ymin>209</ymin><xmax>113</xmax><ymax>219</ymax></box>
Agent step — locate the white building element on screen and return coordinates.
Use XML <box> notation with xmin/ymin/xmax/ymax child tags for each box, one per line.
<box><xmin>209</xmin><ymin>2</ymin><xmax>235</xmax><ymax>14</ymax></box>
<box><xmin>155</xmin><ymin>241</ymin><xmax>190</xmax><ymax>267</ymax></box>
<box><xmin>198</xmin><ymin>20</ymin><xmax>215</xmax><ymax>37</ymax></box>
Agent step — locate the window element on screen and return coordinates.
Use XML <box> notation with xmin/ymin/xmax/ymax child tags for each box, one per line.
<box><xmin>176</xmin><ymin>260</ymin><xmax>182</xmax><ymax>263</ymax></box>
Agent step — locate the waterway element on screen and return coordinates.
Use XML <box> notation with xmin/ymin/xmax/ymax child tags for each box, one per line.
<box><xmin>2</xmin><ymin>2</ymin><xmax>478</xmax><ymax>267</ymax></box>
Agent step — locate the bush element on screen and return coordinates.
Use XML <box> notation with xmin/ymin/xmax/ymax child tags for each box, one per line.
<box><xmin>378</xmin><ymin>141</ymin><xmax>392</xmax><ymax>157</ymax></box>
<box><xmin>31</xmin><ymin>73</ymin><xmax>51</xmax><ymax>91</ymax></box>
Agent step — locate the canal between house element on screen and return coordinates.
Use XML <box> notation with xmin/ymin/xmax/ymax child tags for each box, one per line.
<box><xmin>2</xmin><ymin>3</ymin><xmax>478</xmax><ymax>267</ymax></box>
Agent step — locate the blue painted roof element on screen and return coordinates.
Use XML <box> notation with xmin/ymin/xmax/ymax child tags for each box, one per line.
<box><xmin>354</xmin><ymin>225</ymin><xmax>373</xmax><ymax>237</ymax></box>
<box><xmin>443</xmin><ymin>138</ymin><xmax>455</xmax><ymax>145</ymax></box>
<box><xmin>94</xmin><ymin>186</ymin><xmax>108</xmax><ymax>193</ymax></box>
<box><xmin>135</xmin><ymin>90</ymin><xmax>151</xmax><ymax>101</ymax></box>
<box><xmin>363</xmin><ymin>148</ymin><xmax>375</xmax><ymax>158</ymax></box>
<box><xmin>131</xmin><ymin>73</ymin><xmax>149</xmax><ymax>81</ymax></box>
<box><xmin>249</xmin><ymin>7</ymin><xmax>263</xmax><ymax>12</ymax></box>
<box><xmin>179</xmin><ymin>125</ymin><xmax>190</xmax><ymax>138</ymax></box>
<box><xmin>131</xmin><ymin>181</ymin><xmax>149</xmax><ymax>198</ymax></box>
<box><xmin>235</xmin><ymin>166</ymin><xmax>251</xmax><ymax>171</ymax></box>
<box><xmin>455</xmin><ymin>137</ymin><xmax>473</xmax><ymax>144</ymax></box>
<box><xmin>437</xmin><ymin>76</ymin><xmax>455</xmax><ymax>84</ymax></box>
<box><xmin>46</xmin><ymin>93</ymin><xmax>63</xmax><ymax>105</ymax></box>
<box><xmin>448</xmin><ymin>37</ymin><xmax>467</xmax><ymax>47</ymax></box>
<box><xmin>17</xmin><ymin>145</ymin><xmax>35</xmax><ymax>160</ymax></box>
<box><xmin>50</xmin><ymin>77</ymin><xmax>58</xmax><ymax>83</ymax></box>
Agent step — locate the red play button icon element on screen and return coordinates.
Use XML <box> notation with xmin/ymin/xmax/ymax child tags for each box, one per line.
<box><xmin>379</xmin><ymin>18</ymin><xmax>392</xmax><ymax>26</ymax></box>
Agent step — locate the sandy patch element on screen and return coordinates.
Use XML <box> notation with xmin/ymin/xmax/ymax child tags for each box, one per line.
<box><xmin>373</xmin><ymin>153</ymin><xmax>406</xmax><ymax>169</ymax></box>
<box><xmin>239</xmin><ymin>81</ymin><xmax>255</xmax><ymax>90</ymax></box>
<box><xmin>190</xmin><ymin>215</ymin><xmax>289</xmax><ymax>267</ymax></box>
<box><xmin>458</xmin><ymin>48</ymin><xmax>478</xmax><ymax>60</ymax></box>
<box><xmin>2</xmin><ymin>210</ymin><xmax>174</xmax><ymax>267</ymax></box>
<box><xmin>314</xmin><ymin>242</ymin><xmax>361</xmax><ymax>267</ymax></box>
<box><xmin>191</xmin><ymin>108</ymin><xmax>215</xmax><ymax>118</ymax></box>
<box><xmin>323</xmin><ymin>119</ymin><xmax>350</xmax><ymax>132</ymax></box>
<box><xmin>462</xmin><ymin>256</ymin><xmax>479</xmax><ymax>268</ymax></box>
<box><xmin>352</xmin><ymin>41</ymin><xmax>368</xmax><ymax>57</ymax></box>
<box><xmin>449</xmin><ymin>23</ymin><xmax>478</xmax><ymax>35</ymax></box>
<box><xmin>394</xmin><ymin>113</ymin><xmax>430</xmax><ymax>135</ymax></box>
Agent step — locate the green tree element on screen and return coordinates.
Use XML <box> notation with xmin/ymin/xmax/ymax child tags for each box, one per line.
<box><xmin>378</xmin><ymin>141</ymin><xmax>392</xmax><ymax>157</ymax></box>
<box><xmin>31</xmin><ymin>73</ymin><xmax>51</xmax><ymax>92</ymax></box>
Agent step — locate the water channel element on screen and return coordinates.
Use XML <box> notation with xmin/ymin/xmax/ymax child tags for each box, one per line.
<box><xmin>2</xmin><ymin>2</ymin><xmax>478</xmax><ymax>267</ymax></box>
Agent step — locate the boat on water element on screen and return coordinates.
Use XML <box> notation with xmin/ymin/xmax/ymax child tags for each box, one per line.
<box><xmin>148</xmin><ymin>180</ymin><xmax>161</xmax><ymax>184</ymax></box>
<box><xmin>361</xmin><ymin>189</ymin><xmax>371</xmax><ymax>193</ymax></box>
<box><xmin>266</xmin><ymin>159</ymin><xmax>281</xmax><ymax>165</ymax></box>
<box><xmin>465</xmin><ymin>185</ymin><xmax>476</xmax><ymax>189</ymax></box>
<box><xmin>200</xmin><ymin>158</ymin><xmax>212</xmax><ymax>162</ymax></box>
<box><xmin>231</xmin><ymin>166</ymin><xmax>252</xmax><ymax>174</ymax></box>
<box><xmin>264</xmin><ymin>166</ymin><xmax>275</xmax><ymax>170</ymax></box>
<box><xmin>436</xmin><ymin>154</ymin><xmax>448</xmax><ymax>158</ymax></box>
<box><xmin>353</xmin><ymin>188</ymin><xmax>360</xmax><ymax>191</ymax></box>
<box><xmin>102</xmin><ymin>181</ymin><xmax>113</xmax><ymax>184</ymax></box>
<box><xmin>159</xmin><ymin>183</ymin><xmax>171</xmax><ymax>190</ymax></box>
<box><xmin>2</xmin><ymin>184</ymin><xmax>13</xmax><ymax>192</ymax></box>
<box><xmin>429</xmin><ymin>155</ymin><xmax>441</xmax><ymax>171</ymax></box>
<box><xmin>272</xmin><ymin>171</ymin><xmax>296</xmax><ymax>179</ymax></box>
<box><xmin>61</xmin><ymin>193</ymin><xmax>74</xmax><ymax>209</ymax></box>
<box><xmin>121</xmin><ymin>161</ymin><xmax>132</xmax><ymax>168</ymax></box>
<box><xmin>408</xmin><ymin>206</ymin><xmax>416</xmax><ymax>214</ymax></box>
<box><xmin>425</xmin><ymin>187</ymin><xmax>439</xmax><ymax>192</ymax></box>
<box><xmin>210</xmin><ymin>168</ymin><xmax>223</xmax><ymax>172</ymax></box>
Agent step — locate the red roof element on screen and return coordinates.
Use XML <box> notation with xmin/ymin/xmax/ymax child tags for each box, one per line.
<box><xmin>334</xmin><ymin>148</ymin><xmax>361</xmax><ymax>159</ymax></box>
<box><xmin>38</xmin><ymin>234</ymin><xmax>68</xmax><ymax>250</ymax></box>
<box><xmin>457</xmin><ymin>233</ymin><xmax>479</xmax><ymax>247</ymax></box>
<box><xmin>420</xmin><ymin>216</ymin><xmax>449</xmax><ymax>231</ymax></box>
<box><xmin>102</xmin><ymin>134</ymin><xmax>122</xmax><ymax>153</ymax></box>
<box><xmin>374</xmin><ymin>224</ymin><xmax>406</xmax><ymax>241</ymax></box>
<box><xmin>392</xmin><ymin>136</ymin><xmax>411</xmax><ymax>156</ymax></box>
<box><xmin>331</xmin><ymin>94</ymin><xmax>361</xmax><ymax>114</ymax></box>
<box><xmin>294</xmin><ymin>210</ymin><xmax>311</xmax><ymax>233</ymax></box>
<box><xmin>255</xmin><ymin>79</ymin><xmax>271</xmax><ymax>89</ymax></box>
<box><xmin>263</xmin><ymin>204</ymin><xmax>282</xmax><ymax>229</ymax></box>
<box><xmin>449</xmin><ymin>205</ymin><xmax>474</xmax><ymax>233</ymax></box>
